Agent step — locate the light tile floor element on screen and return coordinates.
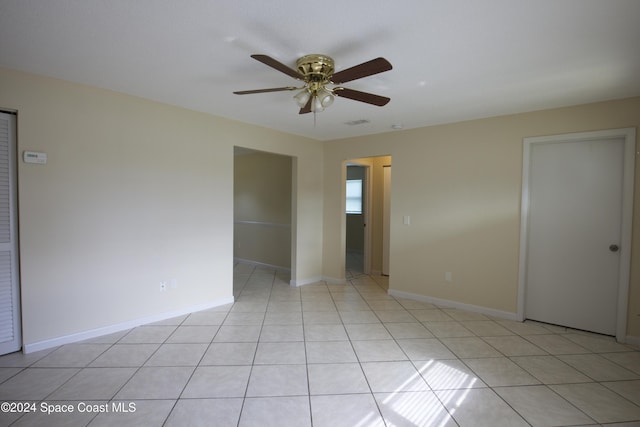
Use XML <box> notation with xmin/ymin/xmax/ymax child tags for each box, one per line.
<box><xmin>1</xmin><ymin>263</ymin><xmax>639</xmax><ymax>426</ymax></box>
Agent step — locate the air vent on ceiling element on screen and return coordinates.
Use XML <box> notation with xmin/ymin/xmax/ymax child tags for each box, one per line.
<box><xmin>344</xmin><ymin>119</ymin><xmax>370</xmax><ymax>126</ymax></box>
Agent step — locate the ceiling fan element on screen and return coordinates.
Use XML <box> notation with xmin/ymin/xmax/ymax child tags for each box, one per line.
<box><xmin>233</xmin><ymin>54</ymin><xmax>392</xmax><ymax>114</ymax></box>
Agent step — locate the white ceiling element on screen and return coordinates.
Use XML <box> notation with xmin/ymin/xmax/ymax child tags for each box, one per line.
<box><xmin>1</xmin><ymin>0</ymin><xmax>639</xmax><ymax>141</ymax></box>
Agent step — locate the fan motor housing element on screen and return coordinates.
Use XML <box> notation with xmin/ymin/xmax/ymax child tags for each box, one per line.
<box><xmin>296</xmin><ymin>54</ymin><xmax>334</xmax><ymax>81</ymax></box>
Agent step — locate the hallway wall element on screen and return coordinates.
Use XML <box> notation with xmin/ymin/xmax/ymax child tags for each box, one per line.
<box><xmin>234</xmin><ymin>150</ymin><xmax>292</xmax><ymax>269</ymax></box>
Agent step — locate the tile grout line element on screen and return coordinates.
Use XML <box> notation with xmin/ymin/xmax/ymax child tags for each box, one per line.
<box><xmin>236</xmin><ymin>265</ymin><xmax>274</xmax><ymax>426</ymax></box>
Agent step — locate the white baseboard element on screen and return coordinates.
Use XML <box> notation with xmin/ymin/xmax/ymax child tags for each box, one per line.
<box><xmin>388</xmin><ymin>289</ymin><xmax>518</xmax><ymax>321</ymax></box>
<box><xmin>23</xmin><ymin>296</ymin><xmax>235</xmax><ymax>354</ymax></box>
<box><xmin>323</xmin><ymin>276</ymin><xmax>348</xmax><ymax>285</ymax></box>
<box><xmin>234</xmin><ymin>258</ymin><xmax>291</xmax><ymax>272</ymax></box>
<box><xmin>625</xmin><ymin>335</ymin><xmax>640</xmax><ymax>348</ymax></box>
<box><xmin>290</xmin><ymin>276</ymin><xmax>348</xmax><ymax>287</ymax></box>
<box><xmin>290</xmin><ymin>276</ymin><xmax>325</xmax><ymax>287</ymax></box>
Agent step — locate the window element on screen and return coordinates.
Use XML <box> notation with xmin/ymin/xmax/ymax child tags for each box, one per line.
<box><xmin>346</xmin><ymin>179</ymin><xmax>363</xmax><ymax>214</ymax></box>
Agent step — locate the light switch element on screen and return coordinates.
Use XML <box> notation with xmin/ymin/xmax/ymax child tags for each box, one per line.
<box><xmin>403</xmin><ymin>215</ymin><xmax>411</xmax><ymax>225</ymax></box>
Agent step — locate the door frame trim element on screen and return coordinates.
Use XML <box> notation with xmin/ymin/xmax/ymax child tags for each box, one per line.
<box><xmin>517</xmin><ymin>127</ymin><xmax>636</xmax><ymax>342</ymax></box>
<box><xmin>0</xmin><ymin>111</ymin><xmax>21</xmax><ymax>355</ymax></box>
<box><xmin>382</xmin><ymin>165</ymin><xmax>391</xmax><ymax>276</ymax></box>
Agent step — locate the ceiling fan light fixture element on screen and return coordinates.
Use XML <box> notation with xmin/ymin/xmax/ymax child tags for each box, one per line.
<box><xmin>296</xmin><ymin>54</ymin><xmax>335</xmax><ymax>79</ymax></box>
<box><xmin>317</xmin><ymin>88</ymin><xmax>334</xmax><ymax>108</ymax></box>
<box><xmin>310</xmin><ymin>95</ymin><xmax>325</xmax><ymax>113</ymax></box>
<box><xmin>293</xmin><ymin>89</ymin><xmax>311</xmax><ymax>108</ymax></box>
<box><xmin>234</xmin><ymin>54</ymin><xmax>392</xmax><ymax>116</ymax></box>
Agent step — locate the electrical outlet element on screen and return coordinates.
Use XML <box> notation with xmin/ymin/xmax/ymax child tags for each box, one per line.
<box><xmin>160</xmin><ymin>282</ymin><xmax>167</xmax><ymax>292</ymax></box>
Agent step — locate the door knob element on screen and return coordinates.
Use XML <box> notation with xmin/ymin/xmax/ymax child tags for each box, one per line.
<box><xmin>609</xmin><ymin>244</ymin><xmax>619</xmax><ymax>252</ymax></box>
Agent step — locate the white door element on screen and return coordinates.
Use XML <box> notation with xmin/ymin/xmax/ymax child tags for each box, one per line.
<box><xmin>522</xmin><ymin>129</ymin><xmax>634</xmax><ymax>337</ymax></box>
<box><xmin>0</xmin><ymin>112</ymin><xmax>21</xmax><ymax>355</ymax></box>
<box><xmin>382</xmin><ymin>165</ymin><xmax>391</xmax><ymax>276</ymax></box>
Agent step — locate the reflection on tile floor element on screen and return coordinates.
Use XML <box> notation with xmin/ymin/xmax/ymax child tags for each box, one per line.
<box><xmin>1</xmin><ymin>263</ymin><xmax>639</xmax><ymax>426</ymax></box>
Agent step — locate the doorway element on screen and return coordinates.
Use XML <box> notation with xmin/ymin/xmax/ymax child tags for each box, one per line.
<box><xmin>345</xmin><ymin>164</ymin><xmax>368</xmax><ymax>274</ymax></box>
<box><xmin>0</xmin><ymin>111</ymin><xmax>21</xmax><ymax>355</ymax></box>
<box><xmin>518</xmin><ymin>128</ymin><xmax>635</xmax><ymax>340</ymax></box>
<box><xmin>344</xmin><ymin>156</ymin><xmax>391</xmax><ymax>278</ymax></box>
<box><xmin>233</xmin><ymin>147</ymin><xmax>294</xmax><ymax>294</ymax></box>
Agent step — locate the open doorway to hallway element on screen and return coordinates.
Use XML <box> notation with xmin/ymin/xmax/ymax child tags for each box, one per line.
<box><xmin>233</xmin><ymin>146</ymin><xmax>294</xmax><ymax>296</ymax></box>
<box><xmin>345</xmin><ymin>164</ymin><xmax>366</xmax><ymax>275</ymax></box>
<box><xmin>344</xmin><ymin>156</ymin><xmax>391</xmax><ymax>281</ymax></box>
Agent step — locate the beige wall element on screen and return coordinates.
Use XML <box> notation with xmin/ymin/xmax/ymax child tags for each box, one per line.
<box><xmin>323</xmin><ymin>97</ymin><xmax>640</xmax><ymax>337</ymax></box>
<box><xmin>370</xmin><ymin>156</ymin><xmax>392</xmax><ymax>273</ymax></box>
<box><xmin>234</xmin><ymin>151</ymin><xmax>292</xmax><ymax>269</ymax></box>
<box><xmin>0</xmin><ymin>68</ymin><xmax>323</xmax><ymax>348</ymax></box>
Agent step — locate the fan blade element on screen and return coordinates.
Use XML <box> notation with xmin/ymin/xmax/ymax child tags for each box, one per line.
<box><xmin>251</xmin><ymin>54</ymin><xmax>304</xmax><ymax>80</ymax></box>
<box><xmin>299</xmin><ymin>96</ymin><xmax>312</xmax><ymax>114</ymax></box>
<box><xmin>334</xmin><ymin>87</ymin><xmax>390</xmax><ymax>106</ymax></box>
<box><xmin>233</xmin><ymin>86</ymin><xmax>298</xmax><ymax>95</ymax></box>
<box><xmin>330</xmin><ymin>57</ymin><xmax>392</xmax><ymax>84</ymax></box>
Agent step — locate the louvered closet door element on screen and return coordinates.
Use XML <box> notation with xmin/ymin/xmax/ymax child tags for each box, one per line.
<box><xmin>0</xmin><ymin>112</ymin><xmax>20</xmax><ymax>355</ymax></box>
